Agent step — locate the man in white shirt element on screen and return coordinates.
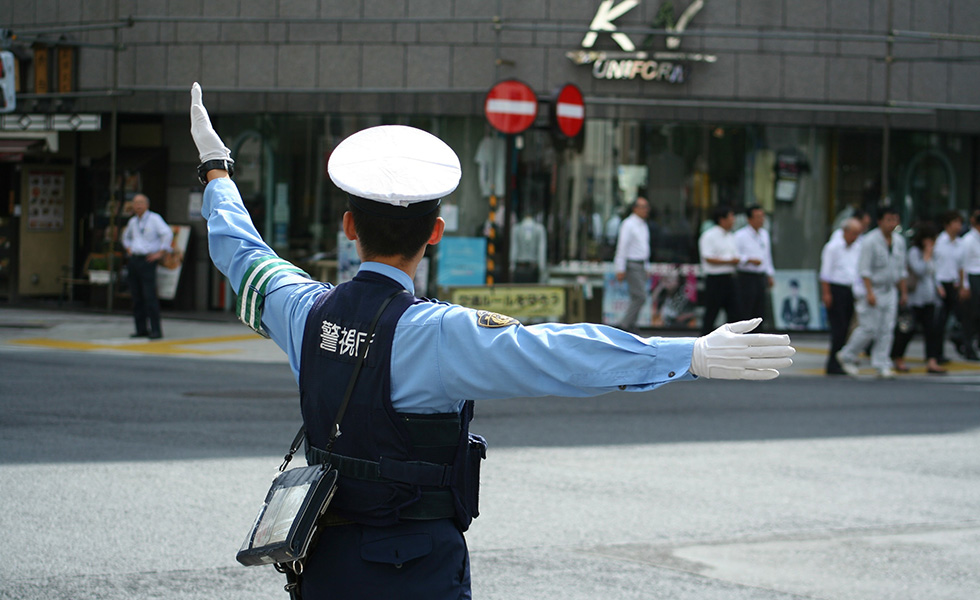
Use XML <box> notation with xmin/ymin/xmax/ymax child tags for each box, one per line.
<box><xmin>613</xmin><ymin>197</ymin><xmax>651</xmax><ymax>332</ymax></box>
<box><xmin>819</xmin><ymin>218</ymin><xmax>864</xmax><ymax>374</ymax></box>
<box><xmin>934</xmin><ymin>210</ymin><xmax>968</xmax><ymax>362</ymax></box>
<box><xmin>734</xmin><ymin>205</ymin><xmax>775</xmax><ymax>328</ymax></box>
<box><xmin>958</xmin><ymin>208</ymin><xmax>980</xmax><ymax>360</ymax></box>
<box><xmin>122</xmin><ymin>194</ymin><xmax>173</xmax><ymax>339</ymax></box>
<box><xmin>698</xmin><ymin>205</ymin><xmax>740</xmax><ymax>335</ymax></box>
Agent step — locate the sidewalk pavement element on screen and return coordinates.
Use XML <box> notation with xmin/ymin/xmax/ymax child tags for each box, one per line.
<box><xmin>0</xmin><ymin>306</ymin><xmax>284</xmax><ymax>364</ymax></box>
<box><xmin>3</xmin><ymin>305</ymin><xmax>980</xmax><ymax>378</ymax></box>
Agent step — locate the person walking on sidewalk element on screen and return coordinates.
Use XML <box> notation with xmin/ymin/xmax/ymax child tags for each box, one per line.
<box><xmin>698</xmin><ymin>205</ymin><xmax>740</xmax><ymax>335</ymax></box>
<box><xmin>819</xmin><ymin>217</ymin><xmax>864</xmax><ymax>375</ymax></box>
<box><xmin>121</xmin><ymin>194</ymin><xmax>172</xmax><ymax>339</ymax></box>
<box><xmin>890</xmin><ymin>223</ymin><xmax>946</xmax><ymax>374</ymax></box>
<box><xmin>734</xmin><ymin>205</ymin><xmax>775</xmax><ymax>328</ymax></box>
<box><xmin>933</xmin><ymin>210</ymin><xmax>968</xmax><ymax>362</ymax></box>
<box><xmin>613</xmin><ymin>197</ymin><xmax>651</xmax><ymax>333</ymax></box>
<box><xmin>959</xmin><ymin>208</ymin><xmax>980</xmax><ymax>360</ymax></box>
<box><xmin>837</xmin><ymin>206</ymin><xmax>908</xmax><ymax>378</ymax></box>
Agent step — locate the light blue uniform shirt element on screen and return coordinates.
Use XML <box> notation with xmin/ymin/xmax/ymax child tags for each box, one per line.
<box><xmin>203</xmin><ymin>178</ymin><xmax>696</xmax><ymax>414</ymax></box>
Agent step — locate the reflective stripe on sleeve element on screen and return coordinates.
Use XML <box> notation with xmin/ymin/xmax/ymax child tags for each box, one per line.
<box><xmin>237</xmin><ymin>257</ymin><xmax>309</xmax><ymax>336</ymax></box>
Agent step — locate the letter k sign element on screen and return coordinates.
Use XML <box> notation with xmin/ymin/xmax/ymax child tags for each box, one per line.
<box><xmin>582</xmin><ymin>0</ymin><xmax>640</xmax><ymax>51</ymax></box>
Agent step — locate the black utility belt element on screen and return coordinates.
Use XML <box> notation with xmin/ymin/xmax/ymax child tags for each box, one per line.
<box><xmin>307</xmin><ymin>449</ymin><xmax>454</xmax><ymax>488</ymax></box>
<box><xmin>320</xmin><ymin>490</ymin><xmax>456</xmax><ymax>524</ymax></box>
<box><xmin>307</xmin><ymin>449</ymin><xmax>458</xmax><ymax>521</ymax></box>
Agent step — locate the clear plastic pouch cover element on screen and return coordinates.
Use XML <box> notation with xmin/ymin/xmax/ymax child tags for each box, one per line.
<box><xmin>251</xmin><ymin>483</ymin><xmax>311</xmax><ymax>548</ymax></box>
<box><xmin>238</xmin><ymin>465</ymin><xmax>338</xmax><ymax>566</ymax></box>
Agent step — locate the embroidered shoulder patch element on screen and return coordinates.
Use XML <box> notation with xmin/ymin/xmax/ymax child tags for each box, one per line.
<box><xmin>476</xmin><ymin>310</ymin><xmax>519</xmax><ymax>328</ymax></box>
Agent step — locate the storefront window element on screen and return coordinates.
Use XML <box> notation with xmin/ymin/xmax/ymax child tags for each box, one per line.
<box><xmin>891</xmin><ymin>131</ymin><xmax>974</xmax><ymax>228</ymax></box>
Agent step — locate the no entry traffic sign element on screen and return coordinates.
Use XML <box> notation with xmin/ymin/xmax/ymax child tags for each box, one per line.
<box><xmin>485</xmin><ymin>79</ymin><xmax>538</xmax><ymax>134</ymax></box>
<box><xmin>554</xmin><ymin>83</ymin><xmax>585</xmax><ymax>138</ymax></box>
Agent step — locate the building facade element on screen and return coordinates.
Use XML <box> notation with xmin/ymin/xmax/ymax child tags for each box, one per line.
<box><xmin>2</xmin><ymin>0</ymin><xmax>979</xmax><ymax>322</ymax></box>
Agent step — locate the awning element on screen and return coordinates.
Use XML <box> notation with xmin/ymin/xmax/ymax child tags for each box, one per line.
<box><xmin>0</xmin><ymin>131</ymin><xmax>59</xmax><ymax>161</ymax></box>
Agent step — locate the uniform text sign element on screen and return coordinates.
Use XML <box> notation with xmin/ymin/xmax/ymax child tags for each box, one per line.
<box><xmin>449</xmin><ymin>286</ymin><xmax>567</xmax><ymax>321</ymax></box>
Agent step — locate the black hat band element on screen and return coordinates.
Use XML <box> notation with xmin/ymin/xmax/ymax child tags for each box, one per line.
<box><xmin>347</xmin><ymin>194</ymin><xmax>441</xmax><ymax>219</ymax></box>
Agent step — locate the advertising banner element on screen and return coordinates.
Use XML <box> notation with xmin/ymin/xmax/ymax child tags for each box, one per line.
<box><xmin>438</xmin><ymin>237</ymin><xmax>486</xmax><ymax>287</ymax></box>
<box><xmin>157</xmin><ymin>225</ymin><xmax>191</xmax><ymax>300</ymax></box>
<box><xmin>603</xmin><ymin>263</ymin><xmax>700</xmax><ymax>329</ymax></box>
<box><xmin>771</xmin><ymin>269</ymin><xmax>823</xmax><ymax>331</ymax></box>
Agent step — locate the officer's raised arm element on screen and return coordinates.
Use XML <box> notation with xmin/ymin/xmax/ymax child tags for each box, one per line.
<box><xmin>189</xmin><ymin>82</ymin><xmax>322</xmax><ymax>374</ymax></box>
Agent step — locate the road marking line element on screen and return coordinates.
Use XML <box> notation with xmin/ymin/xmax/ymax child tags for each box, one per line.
<box><xmin>7</xmin><ymin>334</ymin><xmax>260</xmax><ymax>356</ymax></box>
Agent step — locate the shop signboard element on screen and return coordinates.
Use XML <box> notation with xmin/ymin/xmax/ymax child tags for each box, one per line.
<box><xmin>484</xmin><ymin>80</ymin><xmax>538</xmax><ymax>134</ymax></box>
<box><xmin>566</xmin><ymin>0</ymin><xmax>716</xmax><ymax>83</ymax></box>
<box><xmin>449</xmin><ymin>286</ymin><xmax>566</xmax><ymax>321</ymax></box>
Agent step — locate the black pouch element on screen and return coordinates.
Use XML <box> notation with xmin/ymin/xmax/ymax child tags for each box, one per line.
<box><xmin>237</xmin><ymin>464</ymin><xmax>339</xmax><ymax>566</ymax></box>
<box><xmin>456</xmin><ymin>433</ymin><xmax>487</xmax><ymax>529</ymax></box>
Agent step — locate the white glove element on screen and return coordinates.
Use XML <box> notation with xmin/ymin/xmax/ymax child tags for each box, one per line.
<box><xmin>190</xmin><ymin>82</ymin><xmax>233</xmax><ymax>163</ymax></box>
<box><xmin>690</xmin><ymin>318</ymin><xmax>795</xmax><ymax>380</ymax></box>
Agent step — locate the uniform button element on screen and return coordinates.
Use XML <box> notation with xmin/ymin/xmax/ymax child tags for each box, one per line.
<box><xmin>668</xmin><ymin>371</ymin><xmax>675</xmax><ymax>377</ymax></box>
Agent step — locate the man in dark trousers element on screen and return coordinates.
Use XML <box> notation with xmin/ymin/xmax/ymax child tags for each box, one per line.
<box><xmin>819</xmin><ymin>217</ymin><xmax>863</xmax><ymax>374</ymax></box>
<box><xmin>698</xmin><ymin>205</ymin><xmax>740</xmax><ymax>334</ymax></box>
<box><xmin>734</xmin><ymin>205</ymin><xmax>775</xmax><ymax>327</ymax></box>
<box><xmin>121</xmin><ymin>194</ymin><xmax>172</xmax><ymax>339</ymax></box>
<box><xmin>190</xmin><ymin>83</ymin><xmax>794</xmax><ymax>599</ymax></box>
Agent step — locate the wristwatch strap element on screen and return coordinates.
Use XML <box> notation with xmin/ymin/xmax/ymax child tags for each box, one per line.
<box><xmin>197</xmin><ymin>158</ymin><xmax>235</xmax><ymax>185</ymax></box>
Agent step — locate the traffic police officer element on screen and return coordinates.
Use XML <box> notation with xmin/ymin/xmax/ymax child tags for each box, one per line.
<box><xmin>190</xmin><ymin>83</ymin><xmax>795</xmax><ymax>599</ymax></box>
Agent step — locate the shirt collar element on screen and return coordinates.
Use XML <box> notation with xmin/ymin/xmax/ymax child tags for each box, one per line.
<box><xmin>358</xmin><ymin>261</ymin><xmax>416</xmax><ymax>295</ymax></box>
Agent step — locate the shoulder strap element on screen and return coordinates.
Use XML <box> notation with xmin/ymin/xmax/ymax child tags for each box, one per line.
<box><xmin>279</xmin><ymin>288</ymin><xmax>409</xmax><ymax>471</ymax></box>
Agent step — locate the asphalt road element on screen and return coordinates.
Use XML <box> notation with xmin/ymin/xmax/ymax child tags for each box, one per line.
<box><xmin>2</xmin><ymin>346</ymin><xmax>979</xmax><ymax>599</ymax></box>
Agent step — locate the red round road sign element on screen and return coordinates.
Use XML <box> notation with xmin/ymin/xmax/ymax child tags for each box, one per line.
<box><xmin>484</xmin><ymin>79</ymin><xmax>538</xmax><ymax>134</ymax></box>
<box><xmin>554</xmin><ymin>83</ymin><xmax>585</xmax><ymax>138</ymax></box>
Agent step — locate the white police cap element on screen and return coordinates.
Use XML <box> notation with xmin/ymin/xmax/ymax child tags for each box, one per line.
<box><xmin>328</xmin><ymin>125</ymin><xmax>461</xmax><ymax>215</ymax></box>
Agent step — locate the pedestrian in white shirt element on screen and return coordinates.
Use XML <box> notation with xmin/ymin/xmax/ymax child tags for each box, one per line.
<box><xmin>613</xmin><ymin>197</ymin><xmax>651</xmax><ymax>333</ymax></box>
<box><xmin>698</xmin><ymin>205</ymin><xmax>740</xmax><ymax>335</ymax></box>
<box><xmin>122</xmin><ymin>194</ymin><xmax>173</xmax><ymax>339</ymax></box>
<box><xmin>933</xmin><ymin>210</ymin><xmax>967</xmax><ymax>362</ymax></box>
<box><xmin>734</xmin><ymin>205</ymin><xmax>775</xmax><ymax>328</ymax></box>
<box><xmin>820</xmin><ymin>217</ymin><xmax>864</xmax><ymax>375</ymax></box>
<box><xmin>958</xmin><ymin>208</ymin><xmax>980</xmax><ymax>360</ymax></box>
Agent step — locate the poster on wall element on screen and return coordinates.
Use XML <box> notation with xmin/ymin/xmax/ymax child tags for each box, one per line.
<box><xmin>157</xmin><ymin>225</ymin><xmax>191</xmax><ymax>300</ymax></box>
<box><xmin>27</xmin><ymin>172</ymin><xmax>66</xmax><ymax>231</ymax></box>
<box><xmin>602</xmin><ymin>263</ymin><xmax>700</xmax><ymax>330</ymax></box>
<box><xmin>438</xmin><ymin>237</ymin><xmax>486</xmax><ymax>287</ymax></box>
<box><xmin>337</xmin><ymin>232</ymin><xmax>360</xmax><ymax>284</ymax></box>
<box><xmin>771</xmin><ymin>269</ymin><xmax>823</xmax><ymax>331</ymax></box>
